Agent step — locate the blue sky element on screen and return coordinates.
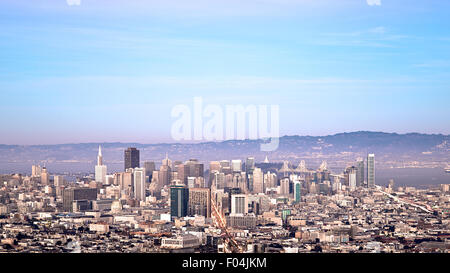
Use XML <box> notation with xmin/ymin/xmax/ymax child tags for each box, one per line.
<box><xmin>0</xmin><ymin>0</ymin><xmax>449</xmax><ymax>145</ymax></box>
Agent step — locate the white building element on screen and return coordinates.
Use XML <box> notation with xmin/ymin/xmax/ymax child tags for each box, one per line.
<box><xmin>253</xmin><ymin>168</ymin><xmax>264</xmax><ymax>194</ymax></box>
<box><xmin>231</xmin><ymin>160</ymin><xmax>242</xmax><ymax>172</ymax></box>
<box><xmin>231</xmin><ymin>194</ymin><xmax>248</xmax><ymax>215</ymax></box>
<box><xmin>133</xmin><ymin>168</ymin><xmax>146</xmax><ymax>202</ymax></box>
<box><xmin>95</xmin><ymin>146</ymin><xmax>107</xmax><ymax>184</ymax></box>
<box><xmin>349</xmin><ymin>171</ymin><xmax>357</xmax><ymax>191</ymax></box>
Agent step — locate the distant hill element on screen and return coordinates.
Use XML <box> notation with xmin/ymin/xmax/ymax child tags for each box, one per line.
<box><xmin>0</xmin><ymin>132</ymin><xmax>448</xmax><ymax>172</ymax></box>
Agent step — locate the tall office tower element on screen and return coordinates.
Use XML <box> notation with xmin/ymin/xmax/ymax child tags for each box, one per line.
<box><xmin>159</xmin><ymin>164</ymin><xmax>172</xmax><ymax>188</ymax></box>
<box><xmin>231</xmin><ymin>194</ymin><xmax>248</xmax><ymax>215</ymax></box>
<box><xmin>356</xmin><ymin>159</ymin><xmax>365</xmax><ymax>187</ymax></box>
<box><xmin>231</xmin><ymin>160</ymin><xmax>242</xmax><ymax>173</ymax></box>
<box><xmin>210</xmin><ymin>161</ymin><xmax>221</xmax><ymax>173</ymax></box>
<box><xmin>188</xmin><ymin>188</ymin><xmax>211</xmax><ymax>218</ymax></box>
<box><xmin>115</xmin><ymin>170</ymin><xmax>134</xmax><ymax>195</ymax></box>
<box><xmin>247</xmin><ymin>173</ymin><xmax>254</xmax><ymax>193</ymax></box>
<box><xmin>170</xmin><ymin>184</ymin><xmax>189</xmax><ymax>218</ymax></box>
<box><xmin>143</xmin><ymin>162</ymin><xmax>156</xmax><ymax>178</ymax></box>
<box><xmin>294</xmin><ymin>180</ymin><xmax>301</xmax><ymax>203</ymax></box>
<box><xmin>252</xmin><ymin>168</ymin><xmax>264</xmax><ymax>194</ymax></box>
<box><xmin>212</xmin><ymin>171</ymin><xmax>225</xmax><ymax>189</ymax></box>
<box><xmin>309</xmin><ymin>182</ymin><xmax>317</xmax><ymax>194</ymax></box>
<box><xmin>177</xmin><ymin>164</ymin><xmax>185</xmax><ymax>184</ymax></box>
<box><xmin>54</xmin><ymin>175</ymin><xmax>65</xmax><ymax>187</ymax></box>
<box><xmin>162</xmin><ymin>153</ymin><xmax>172</xmax><ymax>168</ymax></box>
<box><xmin>264</xmin><ymin>171</ymin><xmax>278</xmax><ymax>189</ymax></box>
<box><xmin>367</xmin><ymin>154</ymin><xmax>375</xmax><ymax>188</ymax></box>
<box><xmin>95</xmin><ymin>146</ymin><xmax>107</xmax><ymax>184</ymax></box>
<box><xmin>133</xmin><ymin>168</ymin><xmax>146</xmax><ymax>202</ymax></box>
<box><xmin>176</xmin><ymin>159</ymin><xmax>203</xmax><ymax>185</ymax></box>
<box><xmin>245</xmin><ymin>157</ymin><xmax>255</xmax><ymax>173</ymax></box>
<box><xmin>332</xmin><ymin>176</ymin><xmax>342</xmax><ymax>192</ymax></box>
<box><xmin>32</xmin><ymin>165</ymin><xmax>42</xmax><ymax>177</ymax></box>
<box><xmin>349</xmin><ymin>167</ymin><xmax>357</xmax><ymax>191</ymax></box>
<box><xmin>225</xmin><ymin>174</ymin><xmax>234</xmax><ymax>188</ymax></box>
<box><xmin>41</xmin><ymin>167</ymin><xmax>49</xmax><ymax>185</ymax></box>
<box><xmin>232</xmin><ymin>172</ymin><xmax>247</xmax><ymax>193</ymax></box>
<box><xmin>149</xmin><ymin>170</ymin><xmax>160</xmax><ymax>195</ymax></box>
<box><xmin>280</xmin><ymin>178</ymin><xmax>290</xmax><ymax>197</ymax></box>
<box><xmin>124</xmin><ymin>147</ymin><xmax>140</xmax><ymax>171</ymax></box>
<box><xmin>63</xmin><ymin>188</ymin><xmax>98</xmax><ymax>212</ymax></box>
<box><xmin>209</xmin><ymin>161</ymin><xmax>221</xmax><ymax>187</ymax></box>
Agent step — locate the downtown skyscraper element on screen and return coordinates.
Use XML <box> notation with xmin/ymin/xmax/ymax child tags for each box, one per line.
<box><xmin>95</xmin><ymin>146</ymin><xmax>107</xmax><ymax>184</ymax></box>
<box><xmin>124</xmin><ymin>147</ymin><xmax>140</xmax><ymax>171</ymax></box>
<box><xmin>367</xmin><ymin>154</ymin><xmax>375</xmax><ymax>188</ymax></box>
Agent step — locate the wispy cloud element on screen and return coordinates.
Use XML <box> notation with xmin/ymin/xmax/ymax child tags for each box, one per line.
<box><xmin>66</xmin><ymin>0</ymin><xmax>81</xmax><ymax>6</ymax></box>
<box><xmin>367</xmin><ymin>0</ymin><xmax>381</xmax><ymax>6</ymax></box>
<box><xmin>413</xmin><ymin>60</ymin><xmax>450</xmax><ymax>68</ymax></box>
<box><xmin>313</xmin><ymin>27</ymin><xmax>407</xmax><ymax>48</ymax></box>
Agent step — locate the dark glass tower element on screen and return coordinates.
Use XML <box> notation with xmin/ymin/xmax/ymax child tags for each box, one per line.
<box><xmin>170</xmin><ymin>185</ymin><xmax>189</xmax><ymax>218</ymax></box>
<box><xmin>124</xmin><ymin>147</ymin><xmax>140</xmax><ymax>171</ymax></box>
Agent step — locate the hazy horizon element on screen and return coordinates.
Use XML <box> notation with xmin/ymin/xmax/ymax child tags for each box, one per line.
<box><xmin>1</xmin><ymin>131</ymin><xmax>449</xmax><ymax>146</ymax></box>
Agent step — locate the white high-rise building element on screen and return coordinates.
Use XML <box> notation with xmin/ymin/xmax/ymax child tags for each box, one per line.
<box><xmin>95</xmin><ymin>146</ymin><xmax>107</xmax><ymax>184</ymax></box>
<box><xmin>41</xmin><ymin>167</ymin><xmax>49</xmax><ymax>185</ymax></box>
<box><xmin>32</xmin><ymin>165</ymin><xmax>42</xmax><ymax>177</ymax></box>
<box><xmin>349</xmin><ymin>170</ymin><xmax>357</xmax><ymax>191</ymax></box>
<box><xmin>264</xmin><ymin>171</ymin><xmax>277</xmax><ymax>189</ymax></box>
<box><xmin>231</xmin><ymin>194</ymin><xmax>248</xmax><ymax>215</ymax></box>
<box><xmin>54</xmin><ymin>175</ymin><xmax>65</xmax><ymax>187</ymax></box>
<box><xmin>212</xmin><ymin>171</ymin><xmax>225</xmax><ymax>189</ymax></box>
<box><xmin>231</xmin><ymin>160</ymin><xmax>242</xmax><ymax>173</ymax></box>
<box><xmin>133</xmin><ymin>168</ymin><xmax>146</xmax><ymax>202</ymax></box>
<box><xmin>280</xmin><ymin>178</ymin><xmax>290</xmax><ymax>197</ymax></box>
<box><xmin>367</xmin><ymin>154</ymin><xmax>375</xmax><ymax>188</ymax></box>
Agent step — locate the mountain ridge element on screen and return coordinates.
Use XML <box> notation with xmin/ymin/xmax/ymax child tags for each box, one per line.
<box><xmin>1</xmin><ymin>131</ymin><xmax>448</xmax><ymax>147</ymax></box>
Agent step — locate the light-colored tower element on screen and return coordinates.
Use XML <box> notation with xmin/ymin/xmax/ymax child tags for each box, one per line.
<box><xmin>367</xmin><ymin>154</ymin><xmax>375</xmax><ymax>188</ymax></box>
<box><xmin>231</xmin><ymin>194</ymin><xmax>248</xmax><ymax>215</ymax></box>
<box><xmin>133</xmin><ymin>168</ymin><xmax>146</xmax><ymax>202</ymax></box>
<box><xmin>32</xmin><ymin>165</ymin><xmax>42</xmax><ymax>177</ymax></box>
<box><xmin>349</xmin><ymin>169</ymin><xmax>357</xmax><ymax>191</ymax></box>
<box><xmin>280</xmin><ymin>178</ymin><xmax>290</xmax><ymax>197</ymax></box>
<box><xmin>253</xmin><ymin>168</ymin><xmax>264</xmax><ymax>194</ymax></box>
<box><xmin>95</xmin><ymin>146</ymin><xmax>107</xmax><ymax>184</ymax></box>
<box><xmin>231</xmin><ymin>160</ymin><xmax>242</xmax><ymax>173</ymax></box>
<box><xmin>97</xmin><ymin>145</ymin><xmax>103</xmax><ymax>166</ymax></box>
<box><xmin>54</xmin><ymin>175</ymin><xmax>65</xmax><ymax>187</ymax></box>
<box><xmin>41</xmin><ymin>167</ymin><xmax>49</xmax><ymax>185</ymax></box>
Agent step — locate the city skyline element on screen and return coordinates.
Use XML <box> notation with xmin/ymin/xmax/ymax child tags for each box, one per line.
<box><xmin>1</xmin><ymin>0</ymin><xmax>449</xmax><ymax>260</ymax></box>
<box><xmin>1</xmin><ymin>0</ymin><xmax>450</xmax><ymax>145</ymax></box>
